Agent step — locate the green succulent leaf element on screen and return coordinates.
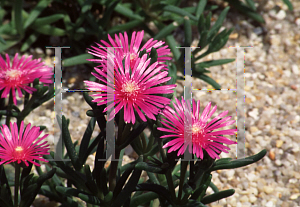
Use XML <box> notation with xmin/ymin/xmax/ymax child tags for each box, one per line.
<box><xmin>31</xmin><ymin>14</ymin><xmax>64</xmax><ymax>27</ymax></box>
<box><xmin>112</xmin><ymin>169</ymin><xmax>142</xmax><ymax>207</ymax></box>
<box><xmin>196</xmin><ymin>58</ymin><xmax>235</xmax><ymax>69</ymax></box>
<box><xmin>163</xmin><ymin>5</ymin><xmax>197</xmax><ymax>21</ymax></box>
<box><xmin>108</xmin><ymin>20</ymin><xmax>143</xmax><ymax>34</ymax></box>
<box><xmin>31</xmin><ymin>25</ymin><xmax>66</xmax><ymax>36</ymax></box>
<box><xmin>114</xmin><ymin>3</ymin><xmax>144</xmax><ymax>21</ymax></box>
<box><xmin>225</xmin><ymin>0</ymin><xmax>265</xmax><ymax>23</ymax></box>
<box><xmin>201</xmin><ymin>189</ymin><xmax>235</xmax><ymax>204</ymax></box>
<box><xmin>62</xmin><ymin>54</ymin><xmax>94</xmax><ymax>67</ymax></box>
<box><xmin>195</xmin><ymin>0</ymin><xmax>207</xmax><ymax>18</ymax></box>
<box><xmin>135</xmin><ymin>183</ymin><xmax>175</xmax><ymax>205</ymax></box>
<box><xmin>0</xmin><ymin>184</ymin><xmax>13</xmax><ymax>207</ymax></box>
<box><xmin>20</xmin><ymin>32</ymin><xmax>40</xmax><ymax>52</ymax></box>
<box><xmin>23</xmin><ymin>0</ymin><xmax>52</xmax><ymax>29</ymax></box>
<box><xmin>61</xmin><ymin>115</ymin><xmax>81</xmax><ymax>170</ymax></box>
<box><xmin>79</xmin><ymin>117</ymin><xmax>96</xmax><ymax>165</ymax></box>
<box><xmin>282</xmin><ymin>0</ymin><xmax>293</xmax><ymax>11</ymax></box>
<box><xmin>209</xmin><ymin>149</ymin><xmax>267</xmax><ymax>172</ymax></box>
<box><xmin>135</xmin><ymin>162</ymin><xmax>163</xmax><ymax>173</ymax></box>
<box><xmin>13</xmin><ymin>0</ymin><xmax>23</xmax><ymax>36</ymax></box>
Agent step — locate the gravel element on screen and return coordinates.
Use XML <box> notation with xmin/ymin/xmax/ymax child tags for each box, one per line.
<box><xmin>15</xmin><ymin>0</ymin><xmax>300</xmax><ymax>206</ymax></box>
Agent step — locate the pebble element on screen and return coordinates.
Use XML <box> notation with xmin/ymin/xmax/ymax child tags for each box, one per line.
<box><xmin>290</xmin><ymin>193</ymin><xmax>300</xmax><ymax>200</ymax></box>
<box><xmin>269</xmin><ymin>150</ymin><xmax>275</xmax><ymax>160</ymax></box>
<box><xmin>292</xmin><ymin>64</ymin><xmax>299</xmax><ymax>75</ymax></box>
<box><xmin>275</xmin><ymin>10</ymin><xmax>286</xmax><ymax>20</ymax></box>
<box><xmin>276</xmin><ymin>140</ymin><xmax>284</xmax><ymax>148</ymax></box>
<box><xmin>249</xmin><ymin>195</ymin><xmax>257</xmax><ymax>203</ymax></box>
<box><xmin>265</xmin><ymin>201</ymin><xmax>274</xmax><ymax>207</ymax></box>
<box><xmin>295</xmin><ymin>17</ymin><xmax>300</xmax><ymax>26</ymax></box>
<box><xmin>263</xmin><ymin>186</ymin><xmax>274</xmax><ymax>194</ymax></box>
<box><xmin>239</xmin><ymin>195</ymin><xmax>249</xmax><ymax>202</ymax></box>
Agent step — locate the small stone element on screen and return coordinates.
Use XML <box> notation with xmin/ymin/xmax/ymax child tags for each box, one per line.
<box><xmin>275</xmin><ymin>10</ymin><xmax>286</xmax><ymax>20</ymax></box>
<box><xmin>266</xmin><ymin>201</ymin><xmax>276</xmax><ymax>207</ymax></box>
<box><xmin>276</xmin><ymin>140</ymin><xmax>284</xmax><ymax>148</ymax></box>
<box><xmin>275</xmin><ymin>159</ymin><xmax>282</xmax><ymax>166</ymax></box>
<box><xmin>248</xmin><ymin>108</ymin><xmax>259</xmax><ymax>120</ymax></box>
<box><xmin>290</xmin><ymin>193</ymin><xmax>300</xmax><ymax>200</ymax></box>
<box><xmin>292</xmin><ymin>64</ymin><xmax>299</xmax><ymax>75</ymax></box>
<box><xmin>239</xmin><ymin>195</ymin><xmax>249</xmax><ymax>202</ymax></box>
<box><xmin>269</xmin><ymin>35</ymin><xmax>281</xmax><ymax>45</ymax></box>
<box><xmin>249</xmin><ymin>195</ymin><xmax>257</xmax><ymax>203</ymax></box>
<box><xmin>245</xmin><ymin>97</ymin><xmax>252</xmax><ymax>104</ymax></box>
<box><xmin>295</xmin><ymin>17</ymin><xmax>300</xmax><ymax>26</ymax></box>
<box><xmin>229</xmin><ymin>33</ymin><xmax>239</xmax><ymax>39</ymax></box>
<box><xmin>263</xmin><ymin>186</ymin><xmax>274</xmax><ymax>194</ymax></box>
<box><xmin>46</xmin><ymin>48</ymin><xmax>53</xmax><ymax>56</ymax></box>
<box><xmin>225</xmin><ymin>169</ymin><xmax>235</xmax><ymax>180</ymax></box>
<box><xmin>274</xmin><ymin>23</ymin><xmax>282</xmax><ymax>30</ymax></box>
<box><xmin>283</xmin><ymin>70</ymin><xmax>291</xmax><ymax>77</ymax></box>
<box><xmin>68</xmin><ymin>77</ymin><xmax>77</xmax><ymax>84</ymax></box>
<box><xmin>35</xmin><ymin>47</ymin><xmax>43</xmax><ymax>54</ymax></box>
<box><xmin>269</xmin><ymin>150</ymin><xmax>275</xmax><ymax>160</ymax></box>
<box><xmin>289</xmin><ymin>178</ymin><xmax>298</xmax><ymax>184</ymax></box>
<box><xmin>250</xmin><ymin>126</ymin><xmax>258</xmax><ymax>133</ymax></box>
<box><xmin>253</xmin><ymin>27</ymin><xmax>263</xmax><ymax>35</ymax></box>
<box><xmin>290</xmin><ymin>85</ymin><xmax>297</xmax><ymax>90</ymax></box>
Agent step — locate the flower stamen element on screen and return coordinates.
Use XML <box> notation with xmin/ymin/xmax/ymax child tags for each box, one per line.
<box><xmin>5</xmin><ymin>69</ymin><xmax>23</xmax><ymax>81</ymax></box>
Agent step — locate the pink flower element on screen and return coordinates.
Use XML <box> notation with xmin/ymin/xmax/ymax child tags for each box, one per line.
<box><xmin>88</xmin><ymin>30</ymin><xmax>171</xmax><ymax>70</ymax></box>
<box><xmin>0</xmin><ymin>121</ymin><xmax>50</xmax><ymax>167</ymax></box>
<box><xmin>0</xmin><ymin>53</ymin><xmax>53</xmax><ymax>105</ymax></box>
<box><xmin>158</xmin><ymin>97</ymin><xmax>237</xmax><ymax>159</ymax></box>
<box><xmin>84</xmin><ymin>54</ymin><xmax>176</xmax><ymax>124</ymax></box>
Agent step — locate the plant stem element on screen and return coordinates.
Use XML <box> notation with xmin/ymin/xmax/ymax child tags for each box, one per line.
<box><xmin>14</xmin><ymin>164</ymin><xmax>20</xmax><ymax>207</ymax></box>
<box><xmin>140</xmin><ymin>132</ymin><xmax>147</xmax><ymax>153</ymax></box>
<box><xmin>177</xmin><ymin>160</ymin><xmax>188</xmax><ymax>203</ymax></box>
<box><xmin>17</xmin><ymin>93</ymin><xmax>37</xmax><ymax>127</ymax></box>
<box><xmin>157</xmin><ymin>138</ymin><xmax>176</xmax><ymax>201</ymax></box>
<box><xmin>165</xmin><ymin>169</ymin><xmax>176</xmax><ymax>202</ymax></box>
<box><xmin>6</xmin><ymin>90</ymin><xmax>14</xmax><ymax>126</ymax></box>
<box><xmin>108</xmin><ymin>110</ymin><xmax>131</xmax><ymax>191</ymax></box>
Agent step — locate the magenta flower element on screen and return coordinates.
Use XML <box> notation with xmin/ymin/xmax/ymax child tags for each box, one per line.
<box><xmin>84</xmin><ymin>54</ymin><xmax>176</xmax><ymax>124</ymax></box>
<box><xmin>158</xmin><ymin>97</ymin><xmax>237</xmax><ymax>159</ymax></box>
<box><xmin>0</xmin><ymin>121</ymin><xmax>50</xmax><ymax>167</ymax></box>
<box><xmin>88</xmin><ymin>30</ymin><xmax>171</xmax><ymax>70</ymax></box>
<box><xmin>0</xmin><ymin>53</ymin><xmax>53</xmax><ymax>105</ymax></box>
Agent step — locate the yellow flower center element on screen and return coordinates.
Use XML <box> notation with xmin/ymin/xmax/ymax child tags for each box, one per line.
<box><xmin>15</xmin><ymin>146</ymin><xmax>23</xmax><ymax>152</ymax></box>
<box><xmin>191</xmin><ymin>124</ymin><xmax>205</xmax><ymax>146</ymax></box>
<box><xmin>122</xmin><ymin>81</ymin><xmax>139</xmax><ymax>93</ymax></box>
<box><xmin>121</xmin><ymin>80</ymin><xmax>140</xmax><ymax>100</ymax></box>
<box><xmin>192</xmin><ymin>124</ymin><xmax>202</xmax><ymax>135</ymax></box>
<box><xmin>5</xmin><ymin>69</ymin><xmax>22</xmax><ymax>81</ymax></box>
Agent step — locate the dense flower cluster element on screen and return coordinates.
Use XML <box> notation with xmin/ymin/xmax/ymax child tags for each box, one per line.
<box><xmin>85</xmin><ymin>31</ymin><xmax>175</xmax><ymax>124</ymax></box>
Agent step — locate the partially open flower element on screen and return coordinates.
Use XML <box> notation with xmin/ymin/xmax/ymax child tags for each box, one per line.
<box><xmin>0</xmin><ymin>121</ymin><xmax>50</xmax><ymax>167</ymax></box>
<box><xmin>158</xmin><ymin>97</ymin><xmax>237</xmax><ymax>159</ymax></box>
<box><xmin>87</xmin><ymin>30</ymin><xmax>171</xmax><ymax>70</ymax></box>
